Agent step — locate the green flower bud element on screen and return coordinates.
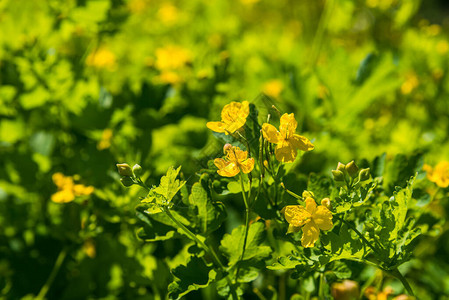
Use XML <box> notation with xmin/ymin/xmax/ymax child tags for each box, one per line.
<box><xmin>358</xmin><ymin>168</ymin><xmax>370</xmax><ymax>182</ymax></box>
<box><xmin>336</xmin><ymin>162</ymin><xmax>346</xmax><ymax>173</ymax></box>
<box><xmin>132</xmin><ymin>164</ymin><xmax>142</xmax><ymax>177</ymax></box>
<box><xmin>120</xmin><ymin>177</ymin><xmax>134</xmax><ymax>187</ymax></box>
<box><xmin>116</xmin><ymin>163</ymin><xmax>133</xmax><ymax>177</ymax></box>
<box><xmin>302</xmin><ymin>190</ymin><xmax>315</xmax><ymax>199</ymax></box>
<box><xmin>345</xmin><ymin>160</ymin><xmax>359</xmax><ymax>178</ymax></box>
<box><xmin>332</xmin><ymin>170</ymin><xmax>345</xmax><ymax>182</ymax></box>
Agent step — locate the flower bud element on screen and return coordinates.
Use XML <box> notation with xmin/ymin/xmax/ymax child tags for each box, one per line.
<box><xmin>302</xmin><ymin>190</ymin><xmax>314</xmax><ymax>199</ymax></box>
<box><xmin>321</xmin><ymin>198</ymin><xmax>332</xmax><ymax>210</ymax></box>
<box><xmin>345</xmin><ymin>161</ymin><xmax>359</xmax><ymax>178</ymax></box>
<box><xmin>336</xmin><ymin>162</ymin><xmax>346</xmax><ymax>173</ymax></box>
<box><xmin>116</xmin><ymin>163</ymin><xmax>133</xmax><ymax>177</ymax></box>
<box><xmin>120</xmin><ymin>177</ymin><xmax>134</xmax><ymax>187</ymax></box>
<box><xmin>331</xmin><ymin>280</ymin><xmax>359</xmax><ymax>300</ymax></box>
<box><xmin>358</xmin><ymin>168</ymin><xmax>370</xmax><ymax>182</ymax></box>
<box><xmin>223</xmin><ymin>143</ymin><xmax>232</xmax><ymax>153</ymax></box>
<box><xmin>132</xmin><ymin>164</ymin><xmax>142</xmax><ymax>177</ymax></box>
<box><xmin>332</xmin><ymin>170</ymin><xmax>345</xmax><ymax>182</ymax></box>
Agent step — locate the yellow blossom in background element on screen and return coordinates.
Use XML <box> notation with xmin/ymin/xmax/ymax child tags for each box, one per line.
<box><xmin>262</xmin><ymin>113</ymin><xmax>314</xmax><ymax>163</ymax></box>
<box><xmin>51</xmin><ymin>173</ymin><xmax>94</xmax><ymax>203</ymax></box>
<box><xmin>128</xmin><ymin>0</ymin><xmax>150</xmax><ymax>14</ymax></box>
<box><xmin>157</xmin><ymin>2</ymin><xmax>179</xmax><ymax>24</ymax></box>
<box><xmin>207</xmin><ymin>101</ymin><xmax>250</xmax><ymax>135</ymax></box>
<box><xmin>401</xmin><ymin>73</ymin><xmax>419</xmax><ymax>95</ymax></box>
<box><xmin>262</xmin><ymin>79</ymin><xmax>284</xmax><ymax>99</ymax></box>
<box><xmin>97</xmin><ymin>128</ymin><xmax>113</xmax><ymax>150</ymax></box>
<box><xmin>157</xmin><ymin>71</ymin><xmax>182</xmax><ymax>85</ymax></box>
<box><xmin>155</xmin><ymin>45</ymin><xmax>191</xmax><ymax>71</ymax></box>
<box><xmin>83</xmin><ymin>239</ymin><xmax>96</xmax><ymax>258</ymax></box>
<box><xmin>86</xmin><ymin>47</ymin><xmax>116</xmax><ymax>70</ymax></box>
<box><xmin>282</xmin><ymin>197</ymin><xmax>333</xmax><ymax>247</ymax></box>
<box><xmin>214</xmin><ymin>144</ymin><xmax>254</xmax><ymax>177</ymax></box>
<box><xmin>423</xmin><ymin>161</ymin><xmax>449</xmax><ymax>188</ymax></box>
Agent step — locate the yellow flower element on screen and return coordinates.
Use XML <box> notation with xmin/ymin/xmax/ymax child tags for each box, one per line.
<box><xmin>282</xmin><ymin>198</ymin><xmax>333</xmax><ymax>247</ymax></box>
<box><xmin>214</xmin><ymin>144</ymin><xmax>254</xmax><ymax>177</ymax></box>
<box><xmin>51</xmin><ymin>173</ymin><xmax>94</xmax><ymax>203</ymax></box>
<box><xmin>86</xmin><ymin>47</ymin><xmax>116</xmax><ymax>70</ymax></box>
<box><xmin>206</xmin><ymin>101</ymin><xmax>250</xmax><ymax>135</ymax></box>
<box><xmin>155</xmin><ymin>45</ymin><xmax>191</xmax><ymax>71</ymax></box>
<box><xmin>262</xmin><ymin>113</ymin><xmax>314</xmax><ymax>163</ymax></box>
<box><xmin>423</xmin><ymin>161</ymin><xmax>449</xmax><ymax>188</ymax></box>
<box><xmin>263</xmin><ymin>79</ymin><xmax>284</xmax><ymax>99</ymax></box>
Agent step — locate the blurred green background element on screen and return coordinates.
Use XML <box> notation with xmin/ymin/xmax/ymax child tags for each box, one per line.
<box><xmin>1</xmin><ymin>0</ymin><xmax>449</xmax><ymax>299</ymax></box>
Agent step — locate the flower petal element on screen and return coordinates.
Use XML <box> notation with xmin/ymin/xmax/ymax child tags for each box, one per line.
<box><xmin>283</xmin><ymin>205</ymin><xmax>310</xmax><ymax>227</ymax></box>
<box><xmin>290</xmin><ymin>134</ymin><xmax>314</xmax><ymax>151</ymax></box>
<box><xmin>279</xmin><ymin>113</ymin><xmax>297</xmax><ymax>139</ymax></box>
<box><xmin>214</xmin><ymin>158</ymin><xmax>240</xmax><ymax>177</ymax></box>
<box><xmin>313</xmin><ymin>206</ymin><xmax>333</xmax><ymax>231</ymax></box>
<box><xmin>301</xmin><ymin>221</ymin><xmax>320</xmax><ymax>248</ymax></box>
<box><xmin>275</xmin><ymin>140</ymin><xmax>297</xmax><ymax>163</ymax></box>
<box><xmin>206</xmin><ymin>121</ymin><xmax>227</xmax><ymax>133</ymax></box>
<box><xmin>305</xmin><ymin>197</ymin><xmax>317</xmax><ymax>214</ymax></box>
<box><xmin>262</xmin><ymin>123</ymin><xmax>281</xmax><ymax>144</ymax></box>
<box><xmin>239</xmin><ymin>158</ymin><xmax>255</xmax><ymax>174</ymax></box>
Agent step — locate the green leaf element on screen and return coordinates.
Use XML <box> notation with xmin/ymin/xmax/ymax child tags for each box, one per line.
<box><xmin>153</xmin><ymin>166</ymin><xmax>186</xmax><ymax>203</ymax></box>
<box><xmin>189</xmin><ymin>182</ymin><xmax>226</xmax><ymax>234</ymax></box>
<box><xmin>168</xmin><ymin>256</ymin><xmax>216</xmax><ymax>300</ymax></box>
<box><xmin>220</xmin><ymin>221</ymin><xmax>272</xmax><ymax>267</ymax></box>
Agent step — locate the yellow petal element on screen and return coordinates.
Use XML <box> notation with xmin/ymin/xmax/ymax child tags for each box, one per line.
<box><xmin>262</xmin><ymin>123</ymin><xmax>281</xmax><ymax>144</ymax></box>
<box><xmin>305</xmin><ymin>198</ymin><xmax>317</xmax><ymax>214</ymax></box>
<box><xmin>239</xmin><ymin>158</ymin><xmax>255</xmax><ymax>174</ymax></box>
<box><xmin>275</xmin><ymin>140</ymin><xmax>297</xmax><ymax>163</ymax></box>
<box><xmin>279</xmin><ymin>113</ymin><xmax>297</xmax><ymax>139</ymax></box>
<box><xmin>301</xmin><ymin>221</ymin><xmax>320</xmax><ymax>248</ymax></box>
<box><xmin>206</xmin><ymin>121</ymin><xmax>227</xmax><ymax>133</ymax></box>
<box><xmin>220</xmin><ymin>101</ymin><xmax>249</xmax><ymax>133</ymax></box>
<box><xmin>313</xmin><ymin>206</ymin><xmax>333</xmax><ymax>231</ymax></box>
<box><xmin>283</xmin><ymin>205</ymin><xmax>310</xmax><ymax>227</ymax></box>
<box><xmin>290</xmin><ymin>134</ymin><xmax>314</xmax><ymax>151</ymax></box>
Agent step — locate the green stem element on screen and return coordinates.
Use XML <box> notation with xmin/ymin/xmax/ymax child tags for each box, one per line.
<box><xmin>235</xmin><ymin>173</ymin><xmax>251</xmax><ymax>283</ymax></box>
<box><xmin>318</xmin><ymin>273</ymin><xmax>325</xmax><ymax>299</ymax></box>
<box><xmin>163</xmin><ymin>208</ymin><xmax>238</xmax><ymax>299</ymax></box>
<box><xmin>389</xmin><ymin>268</ymin><xmax>415</xmax><ymax>297</ymax></box>
<box><xmin>36</xmin><ymin>246</ymin><xmax>68</xmax><ymax>300</ymax></box>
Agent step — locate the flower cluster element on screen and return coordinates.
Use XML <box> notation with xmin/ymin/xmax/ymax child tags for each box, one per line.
<box><xmin>262</xmin><ymin>113</ymin><xmax>314</xmax><ymax>163</ymax></box>
<box><xmin>282</xmin><ymin>197</ymin><xmax>333</xmax><ymax>247</ymax></box>
<box><xmin>51</xmin><ymin>173</ymin><xmax>94</xmax><ymax>203</ymax></box>
<box><xmin>214</xmin><ymin>144</ymin><xmax>255</xmax><ymax>177</ymax></box>
<box><xmin>423</xmin><ymin>161</ymin><xmax>449</xmax><ymax>188</ymax></box>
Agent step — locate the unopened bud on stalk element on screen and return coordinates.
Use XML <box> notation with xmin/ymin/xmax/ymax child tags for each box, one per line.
<box><xmin>223</xmin><ymin>143</ymin><xmax>232</xmax><ymax>153</ymax></box>
<box><xmin>345</xmin><ymin>161</ymin><xmax>359</xmax><ymax>178</ymax></box>
<box><xmin>116</xmin><ymin>163</ymin><xmax>133</xmax><ymax>177</ymax></box>
<box><xmin>358</xmin><ymin>168</ymin><xmax>370</xmax><ymax>182</ymax></box>
<box><xmin>331</xmin><ymin>280</ymin><xmax>359</xmax><ymax>300</ymax></box>
<box><xmin>321</xmin><ymin>198</ymin><xmax>332</xmax><ymax>209</ymax></box>
<box><xmin>120</xmin><ymin>177</ymin><xmax>134</xmax><ymax>187</ymax></box>
<box><xmin>332</xmin><ymin>170</ymin><xmax>345</xmax><ymax>182</ymax></box>
<box><xmin>302</xmin><ymin>190</ymin><xmax>314</xmax><ymax>199</ymax></box>
<box><xmin>336</xmin><ymin>162</ymin><xmax>346</xmax><ymax>173</ymax></box>
<box><xmin>132</xmin><ymin>164</ymin><xmax>142</xmax><ymax>177</ymax></box>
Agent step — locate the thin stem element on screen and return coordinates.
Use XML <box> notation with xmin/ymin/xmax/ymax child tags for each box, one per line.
<box><xmin>235</xmin><ymin>173</ymin><xmax>251</xmax><ymax>283</ymax></box>
<box><xmin>389</xmin><ymin>268</ymin><xmax>415</xmax><ymax>297</ymax></box>
<box><xmin>163</xmin><ymin>208</ymin><xmax>238</xmax><ymax>299</ymax></box>
<box><xmin>36</xmin><ymin>246</ymin><xmax>68</xmax><ymax>300</ymax></box>
<box><xmin>318</xmin><ymin>273</ymin><xmax>325</xmax><ymax>299</ymax></box>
